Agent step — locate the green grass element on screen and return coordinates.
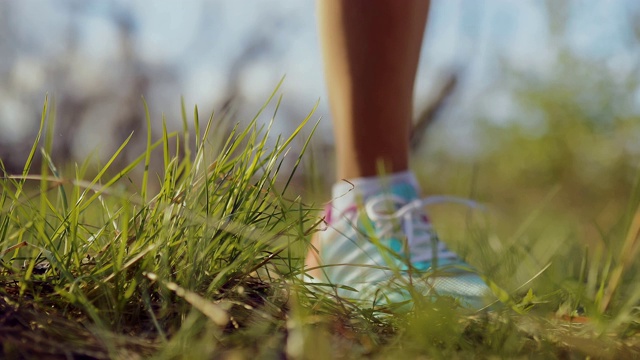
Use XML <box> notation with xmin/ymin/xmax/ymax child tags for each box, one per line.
<box><xmin>1</xmin><ymin>89</ymin><xmax>639</xmax><ymax>359</ymax></box>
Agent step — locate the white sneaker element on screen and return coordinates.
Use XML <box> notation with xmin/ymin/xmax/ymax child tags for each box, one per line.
<box><xmin>304</xmin><ymin>181</ymin><xmax>493</xmax><ymax>310</ymax></box>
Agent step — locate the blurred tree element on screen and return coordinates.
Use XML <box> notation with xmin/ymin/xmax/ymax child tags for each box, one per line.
<box><xmin>0</xmin><ymin>1</ymin><xmax>288</xmax><ymax>177</ymax></box>
<box><xmin>420</xmin><ymin>1</ymin><xmax>640</xmax><ymax>252</ymax></box>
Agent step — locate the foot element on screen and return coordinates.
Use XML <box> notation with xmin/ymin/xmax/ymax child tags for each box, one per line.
<box><xmin>304</xmin><ymin>179</ymin><xmax>492</xmax><ymax>310</ymax></box>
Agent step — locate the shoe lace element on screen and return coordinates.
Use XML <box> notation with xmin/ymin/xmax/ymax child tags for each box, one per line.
<box><xmin>364</xmin><ymin>194</ymin><xmax>483</xmax><ymax>264</ymax></box>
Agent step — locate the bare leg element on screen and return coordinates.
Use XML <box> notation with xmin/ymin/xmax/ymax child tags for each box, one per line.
<box><xmin>306</xmin><ymin>0</ymin><xmax>431</xmax><ymax>276</ymax></box>
<box><xmin>317</xmin><ymin>0</ymin><xmax>430</xmax><ymax>179</ymax></box>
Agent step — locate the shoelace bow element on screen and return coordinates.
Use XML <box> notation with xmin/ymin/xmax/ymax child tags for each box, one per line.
<box><xmin>364</xmin><ymin>195</ymin><xmax>484</xmax><ymax>264</ymax></box>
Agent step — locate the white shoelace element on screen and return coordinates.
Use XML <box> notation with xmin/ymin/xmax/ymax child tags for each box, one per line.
<box><xmin>364</xmin><ymin>194</ymin><xmax>484</xmax><ymax>264</ymax></box>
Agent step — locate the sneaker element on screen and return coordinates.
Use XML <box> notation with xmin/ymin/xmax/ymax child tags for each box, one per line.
<box><xmin>304</xmin><ymin>180</ymin><xmax>493</xmax><ymax>310</ymax></box>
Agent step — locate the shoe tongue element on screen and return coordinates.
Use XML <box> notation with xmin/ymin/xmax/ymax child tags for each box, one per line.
<box><xmin>389</xmin><ymin>182</ymin><xmax>419</xmax><ymax>202</ymax></box>
<box><xmin>330</xmin><ymin>179</ymin><xmax>420</xmax><ymax>218</ymax></box>
<box><xmin>365</xmin><ymin>183</ymin><xmax>421</xmax><ymax>220</ymax></box>
<box><xmin>368</xmin><ymin>184</ymin><xmax>418</xmax><ymax>216</ymax></box>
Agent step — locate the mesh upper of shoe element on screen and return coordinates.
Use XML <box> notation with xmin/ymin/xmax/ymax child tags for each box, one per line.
<box><xmin>308</xmin><ymin>183</ymin><xmax>492</xmax><ymax>308</ymax></box>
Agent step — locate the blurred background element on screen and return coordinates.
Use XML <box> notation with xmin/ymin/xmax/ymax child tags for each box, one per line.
<box><xmin>2</xmin><ymin>0</ymin><xmax>640</xmax><ymax>263</ymax></box>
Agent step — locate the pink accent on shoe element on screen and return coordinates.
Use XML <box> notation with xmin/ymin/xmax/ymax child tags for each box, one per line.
<box><xmin>325</xmin><ymin>203</ymin><xmax>358</xmax><ymax>225</ymax></box>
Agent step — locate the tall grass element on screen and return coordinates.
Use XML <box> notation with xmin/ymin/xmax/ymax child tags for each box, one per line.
<box><xmin>1</xmin><ymin>88</ymin><xmax>639</xmax><ymax>358</ymax></box>
<box><xmin>0</xmin><ymin>86</ymin><xmax>323</xmax><ymax>358</ymax></box>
